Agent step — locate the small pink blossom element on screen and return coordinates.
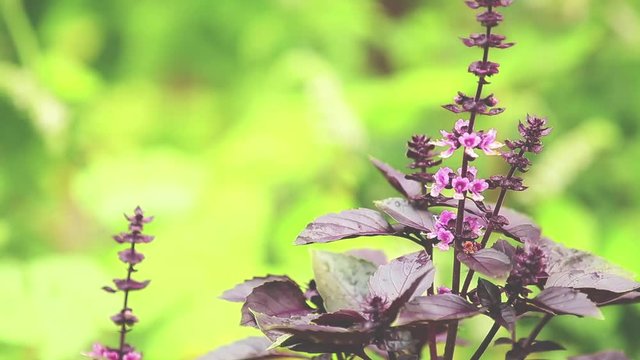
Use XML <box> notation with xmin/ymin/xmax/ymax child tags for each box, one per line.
<box><xmin>466</xmin><ymin>216</ymin><xmax>484</xmax><ymax>238</ymax></box>
<box><xmin>458</xmin><ymin>132</ymin><xmax>482</xmax><ymax>158</ymax></box>
<box><xmin>452</xmin><ymin>176</ymin><xmax>470</xmax><ymax>200</ymax></box>
<box><xmin>479</xmin><ymin>129</ymin><xmax>503</xmax><ymax>155</ymax></box>
<box><xmin>469</xmin><ymin>179</ymin><xmax>489</xmax><ymax>201</ymax></box>
<box><xmin>435</xmin><ymin>228</ymin><xmax>455</xmax><ymax>250</ymax></box>
<box><xmin>123</xmin><ymin>352</ymin><xmax>142</xmax><ymax>360</ymax></box>
<box><xmin>454</xmin><ymin>119</ymin><xmax>469</xmax><ymax>133</ymax></box>
<box><xmin>437</xmin><ymin>210</ymin><xmax>457</xmax><ymax>226</ymax></box>
<box><xmin>430</xmin><ymin>167</ymin><xmax>453</xmax><ymax>197</ymax></box>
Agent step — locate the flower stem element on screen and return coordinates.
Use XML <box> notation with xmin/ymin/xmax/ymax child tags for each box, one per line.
<box><xmin>520</xmin><ymin>314</ymin><xmax>552</xmax><ymax>352</ymax></box>
<box><xmin>443</xmin><ymin>6</ymin><xmax>495</xmax><ymax>360</ymax></box>
<box><xmin>460</xmin><ymin>149</ymin><xmax>525</xmax><ymax>296</ymax></box>
<box><xmin>470</xmin><ymin>294</ymin><xmax>518</xmax><ymax>360</ymax></box>
<box><xmin>118</xmin><ymin>242</ymin><xmax>136</xmax><ymax>358</ymax></box>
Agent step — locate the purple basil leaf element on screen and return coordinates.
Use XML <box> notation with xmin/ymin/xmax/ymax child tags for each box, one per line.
<box><xmin>458</xmin><ymin>248</ymin><xmax>512</xmax><ymax>278</ymax></box>
<box><xmin>492</xmin><ymin>239</ymin><xmax>517</xmax><ymax>262</ymax></box>
<box><xmin>374</xmin><ymin>198</ymin><xmax>435</xmax><ymax>232</ymax></box>
<box><xmin>369</xmin><ymin>156</ymin><xmax>422</xmax><ymax>200</ymax></box>
<box><xmin>568</xmin><ymin>351</ymin><xmax>630</xmax><ymax>360</ymax></box>
<box><xmin>546</xmin><ymin>270</ymin><xmax>639</xmax><ymax>294</ymax></box>
<box><xmin>493</xmin><ymin>304</ymin><xmax>516</xmax><ymax>332</ymax></box>
<box><xmin>528</xmin><ymin>340</ymin><xmax>565</xmax><ymax>353</ymax></box>
<box><xmin>311</xmin><ymin>310</ymin><xmax>367</xmax><ymax>328</ymax></box>
<box><xmin>295</xmin><ymin>208</ymin><xmax>394</xmax><ymax>245</ymax></box>
<box><xmin>346</xmin><ymin>249</ymin><xmax>388</xmax><ymax>266</ymax></box>
<box><xmin>221</xmin><ymin>275</ymin><xmax>293</xmax><ymax>302</ymax></box>
<box><xmin>476</xmin><ymin>278</ymin><xmax>502</xmax><ymax>308</ymax></box>
<box><xmin>495</xmin><ymin>206</ymin><xmax>542</xmax><ymax>242</ymax></box>
<box><xmin>532</xmin><ymin>287</ymin><xmax>602</xmax><ymax>319</ymax></box>
<box><xmin>369</xmin><ymin>251</ymin><xmax>435</xmax><ymax>309</ymax></box>
<box><xmin>253</xmin><ymin>311</ymin><xmax>319</xmax><ymax>341</ymax></box>
<box><xmin>312</xmin><ymin>251</ymin><xmax>378</xmax><ymax>312</ymax></box>
<box><xmin>267</xmin><ymin>323</ymin><xmax>373</xmax><ymax>350</ymax></box>
<box><xmin>396</xmin><ymin>294</ymin><xmax>481</xmax><ymax>325</ymax></box>
<box><xmin>241</xmin><ymin>281</ymin><xmax>313</xmax><ymax>327</ymax></box>
<box><xmin>589</xmin><ymin>290</ymin><xmax>640</xmax><ymax>306</ymax></box>
<box><xmin>197</xmin><ymin>336</ymin><xmax>305</xmax><ymax>360</ymax></box>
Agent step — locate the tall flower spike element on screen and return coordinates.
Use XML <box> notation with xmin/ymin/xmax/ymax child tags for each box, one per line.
<box><xmin>405</xmin><ymin>134</ymin><xmax>442</xmax><ymax>186</ymax></box>
<box><xmin>87</xmin><ymin>207</ymin><xmax>153</xmax><ymax>360</ymax></box>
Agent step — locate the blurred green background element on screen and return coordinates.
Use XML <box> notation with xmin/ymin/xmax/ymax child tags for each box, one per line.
<box><xmin>0</xmin><ymin>0</ymin><xmax>639</xmax><ymax>359</ymax></box>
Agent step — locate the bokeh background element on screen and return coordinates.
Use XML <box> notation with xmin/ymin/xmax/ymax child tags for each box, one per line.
<box><xmin>1</xmin><ymin>0</ymin><xmax>639</xmax><ymax>359</ymax></box>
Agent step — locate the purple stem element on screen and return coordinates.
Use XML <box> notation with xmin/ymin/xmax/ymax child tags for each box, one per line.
<box><xmin>443</xmin><ymin>6</ymin><xmax>495</xmax><ymax>360</ymax></box>
<box><xmin>118</xmin><ymin>242</ymin><xmax>136</xmax><ymax>359</ymax></box>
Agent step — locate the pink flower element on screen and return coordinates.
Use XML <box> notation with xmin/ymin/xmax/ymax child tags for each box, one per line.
<box><xmin>437</xmin><ymin>210</ymin><xmax>456</xmax><ymax>226</ymax></box>
<box><xmin>454</xmin><ymin>119</ymin><xmax>469</xmax><ymax>133</ymax></box>
<box><xmin>438</xmin><ymin>286</ymin><xmax>452</xmax><ymax>294</ymax></box>
<box><xmin>430</xmin><ymin>167</ymin><xmax>452</xmax><ymax>197</ymax></box>
<box><xmin>479</xmin><ymin>129</ymin><xmax>503</xmax><ymax>155</ymax></box>
<box><xmin>466</xmin><ymin>216</ymin><xmax>484</xmax><ymax>238</ymax></box>
<box><xmin>105</xmin><ymin>352</ymin><xmax>120</xmax><ymax>360</ymax></box>
<box><xmin>435</xmin><ymin>228</ymin><xmax>455</xmax><ymax>251</ymax></box>
<box><xmin>434</xmin><ymin>130</ymin><xmax>458</xmax><ymax>158</ymax></box>
<box><xmin>123</xmin><ymin>352</ymin><xmax>142</xmax><ymax>360</ymax></box>
<box><xmin>85</xmin><ymin>343</ymin><xmax>108</xmax><ymax>358</ymax></box>
<box><xmin>469</xmin><ymin>179</ymin><xmax>489</xmax><ymax>201</ymax></box>
<box><xmin>458</xmin><ymin>132</ymin><xmax>482</xmax><ymax>158</ymax></box>
<box><xmin>452</xmin><ymin>176</ymin><xmax>470</xmax><ymax>200</ymax></box>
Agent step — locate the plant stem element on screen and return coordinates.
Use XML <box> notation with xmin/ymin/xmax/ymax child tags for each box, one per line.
<box><xmin>460</xmin><ymin>149</ymin><xmax>525</xmax><ymax>296</ymax></box>
<box><xmin>118</xmin><ymin>242</ymin><xmax>136</xmax><ymax>358</ymax></box>
<box><xmin>443</xmin><ymin>6</ymin><xmax>494</xmax><ymax>360</ymax></box>
<box><xmin>336</xmin><ymin>352</ymin><xmax>345</xmax><ymax>360</ymax></box>
<box><xmin>520</xmin><ymin>314</ymin><xmax>552</xmax><ymax>351</ymax></box>
<box><xmin>470</xmin><ymin>294</ymin><xmax>518</xmax><ymax>360</ymax></box>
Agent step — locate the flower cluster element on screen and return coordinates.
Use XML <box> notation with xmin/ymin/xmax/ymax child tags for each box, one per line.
<box><xmin>427</xmin><ymin>210</ymin><xmax>483</xmax><ymax>251</ymax></box>
<box><xmin>87</xmin><ymin>207</ymin><xmax>153</xmax><ymax>360</ymax></box>
<box><xmin>405</xmin><ymin>134</ymin><xmax>441</xmax><ymax>185</ymax></box>
<box><xmin>434</xmin><ymin>119</ymin><xmax>502</xmax><ymax>159</ymax></box>
<box><xmin>462</xmin><ymin>34</ymin><xmax>514</xmax><ymax>49</ymax></box>
<box><xmin>431</xmin><ymin>166</ymin><xmax>489</xmax><ymax>201</ymax></box>
<box><xmin>84</xmin><ymin>343</ymin><xmax>141</xmax><ymax>360</ymax></box>
<box><xmin>507</xmin><ymin>244</ymin><xmax>548</xmax><ymax>289</ymax></box>
<box><xmin>442</xmin><ymin>92</ymin><xmax>504</xmax><ymax>116</ymax></box>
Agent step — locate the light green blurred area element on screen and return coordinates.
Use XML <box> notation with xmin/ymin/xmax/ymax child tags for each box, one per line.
<box><xmin>0</xmin><ymin>0</ymin><xmax>639</xmax><ymax>359</ymax></box>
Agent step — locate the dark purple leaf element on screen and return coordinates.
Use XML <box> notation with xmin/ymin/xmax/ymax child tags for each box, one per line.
<box><xmin>528</xmin><ymin>340</ymin><xmax>565</xmax><ymax>353</ymax></box>
<box><xmin>396</xmin><ymin>294</ymin><xmax>481</xmax><ymax>325</ymax></box>
<box><xmin>267</xmin><ymin>323</ymin><xmax>373</xmax><ymax>350</ymax></box>
<box><xmin>476</xmin><ymin>278</ymin><xmax>502</xmax><ymax>308</ymax></box>
<box><xmin>546</xmin><ymin>270</ymin><xmax>639</xmax><ymax>294</ymax></box>
<box><xmin>312</xmin><ymin>251</ymin><xmax>378</xmax><ymax>312</ymax></box>
<box><xmin>253</xmin><ymin>312</ymin><xmax>319</xmax><ymax>341</ymax></box>
<box><xmin>539</xmin><ymin>237</ymin><xmax>640</xmax><ymax>295</ymax></box>
<box><xmin>102</xmin><ymin>286</ymin><xmax>117</xmax><ymax>293</ymax></box>
<box><xmin>569</xmin><ymin>351</ymin><xmax>630</xmax><ymax>360</ymax></box>
<box><xmin>532</xmin><ymin>287</ymin><xmax>602</xmax><ymax>318</ymax></box>
<box><xmin>492</xmin><ymin>239</ymin><xmax>516</xmax><ymax>262</ymax></box>
<box><xmin>311</xmin><ymin>310</ymin><xmax>367</xmax><ymax>328</ymax></box>
<box><xmin>345</xmin><ymin>249</ymin><xmax>387</xmax><ymax>266</ymax></box>
<box><xmin>197</xmin><ymin>337</ymin><xmax>305</xmax><ymax>360</ymax></box>
<box><xmin>589</xmin><ymin>290</ymin><xmax>640</xmax><ymax>306</ymax></box>
<box><xmin>221</xmin><ymin>275</ymin><xmax>293</xmax><ymax>302</ymax></box>
<box><xmin>295</xmin><ymin>208</ymin><xmax>394</xmax><ymax>245</ymax></box>
<box><xmin>241</xmin><ymin>281</ymin><xmax>313</xmax><ymax>327</ymax></box>
<box><xmin>493</xmin><ymin>304</ymin><xmax>516</xmax><ymax>332</ymax></box>
<box><xmin>494</xmin><ymin>337</ymin><xmax>513</xmax><ymax>346</ymax></box>
<box><xmin>374</xmin><ymin>198</ymin><xmax>435</xmax><ymax>232</ymax></box>
<box><xmin>369</xmin><ymin>251</ymin><xmax>435</xmax><ymax>314</ymax></box>
<box><xmin>494</xmin><ymin>206</ymin><xmax>541</xmax><ymax>243</ymax></box>
<box><xmin>458</xmin><ymin>248</ymin><xmax>512</xmax><ymax>278</ymax></box>
<box><xmin>369</xmin><ymin>156</ymin><xmax>422</xmax><ymax>200</ymax></box>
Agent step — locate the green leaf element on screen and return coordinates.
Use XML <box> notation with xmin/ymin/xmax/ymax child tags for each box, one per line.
<box><xmin>311</xmin><ymin>251</ymin><xmax>377</xmax><ymax>312</ymax></box>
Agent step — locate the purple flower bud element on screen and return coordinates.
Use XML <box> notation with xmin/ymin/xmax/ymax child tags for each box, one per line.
<box><xmin>438</xmin><ymin>286</ymin><xmax>452</xmax><ymax>294</ymax></box>
<box><xmin>476</xmin><ymin>10</ymin><xmax>504</xmax><ymax>27</ymax></box>
<box><xmin>507</xmin><ymin>245</ymin><xmax>548</xmax><ymax>287</ymax></box>
<box><xmin>405</xmin><ymin>134</ymin><xmax>442</xmax><ymax>185</ymax></box>
<box><xmin>462</xmin><ymin>33</ymin><xmax>514</xmax><ymax>48</ymax></box>
<box><xmin>469</xmin><ymin>61</ymin><xmax>500</xmax><ymax>76</ymax></box>
<box><xmin>113</xmin><ymin>279</ymin><xmax>150</xmax><ymax>291</ymax></box>
<box><xmin>466</xmin><ymin>0</ymin><xmax>513</xmax><ymax>8</ymax></box>
<box><xmin>111</xmin><ymin>309</ymin><xmax>139</xmax><ymax>326</ymax></box>
<box><xmin>118</xmin><ymin>249</ymin><xmax>145</xmax><ymax>265</ymax></box>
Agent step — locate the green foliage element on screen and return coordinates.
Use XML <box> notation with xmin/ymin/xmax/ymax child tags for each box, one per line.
<box><xmin>0</xmin><ymin>0</ymin><xmax>639</xmax><ymax>358</ymax></box>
